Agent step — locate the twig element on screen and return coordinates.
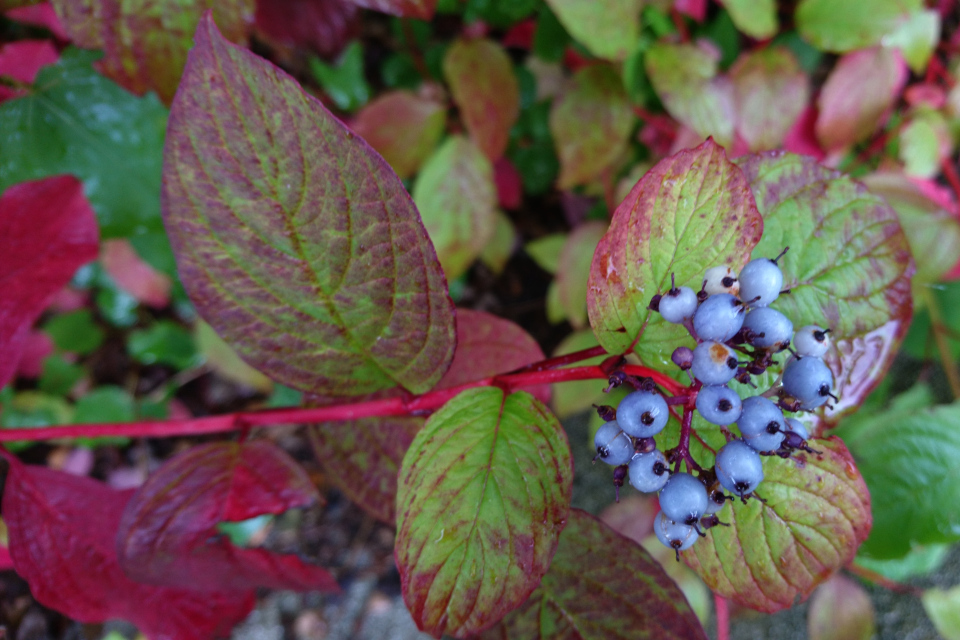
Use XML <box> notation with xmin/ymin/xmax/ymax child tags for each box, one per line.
<box><xmin>714</xmin><ymin>593</ymin><xmax>730</xmax><ymax>640</ymax></box>
<box><xmin>846</xmin><ymin>562</ymin><xmax>923</xmax><ymax>596</ymax></box>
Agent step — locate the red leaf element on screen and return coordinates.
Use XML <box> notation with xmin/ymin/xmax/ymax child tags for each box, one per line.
<box><xmin>344</xmin><ymin>0</ymin><xmax>436</xmax><ymax>19</ymax></box>
<box><xmin>5</xmin><ymin>3</ymin><xmax>68</xmax><ymax>40</ymax></box>
<box><xmin>502</xmin><ymin>19</ymin><xmax>535</xmax><ymax>49</ymax></box>
<box><xmin>254</xmin><ymin>0</ymin><xmax>360</xmax><ymax>59</ymax></box>
<box><xmin>15</xmin><ymin>330</ymin><xmax>53</xmax><ymax>378</ymax></box>
<box><xmin>117</xmin><ymin>441</ymin><xmax>340</xmax><ymax>593</ymax></box>
<box><xmin>0</xmin><ymin>176</ymin><xmax>98</xmax><ymax>390</ymax></box>
<box><xmin>0</xmin><ymin>39</ymin><xmax>59</xmax><ymax>85</ymax></box>
<box><xmin>2</xmin><ymin>454</ymin><xmax>255</xmax><ymax>640</ymax></box>
<box><xmin>674</xmin><ymin>0</ymin><xmax>706</xmax><ymax>20</ymax></box>
<box><xmin>101</xmin><ymin>239</ymin><xmax>172</xmax><ymax>308</ymax></box>
<box><xmin>494</xmin><ymin>157</ymin><xmax>523</xmax><ymax>210</ymax></box>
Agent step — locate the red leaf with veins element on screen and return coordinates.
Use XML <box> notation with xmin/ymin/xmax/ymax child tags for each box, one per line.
<box><xmin>254</xmin><ymin>0</ymin><xmax>360</xmax><ymax>59</ymax></box>
<box><xmin>0</xmin><ymin>176</ymin><xmax>98</xmax><ymax>389</ymax></box>
<box><xmin>117</xmin><ymin>440</ymin><xmax>340</xmax><ymax>593</ymax></box>
<box><xmin>1</xmin><ymin>453</ymin><xmax>254</xmax><ymax>640</ymax></box>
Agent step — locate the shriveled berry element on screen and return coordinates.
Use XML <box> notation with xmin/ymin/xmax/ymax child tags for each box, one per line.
<box><xmin>703</xmin><ymin>265</ymin><xmax>739</xmax><ymax>296</ymax></box>
<box><xmin>672</xmin><ymin>346</ymin><xmax>694</xmax><ymax>371</ymax></box>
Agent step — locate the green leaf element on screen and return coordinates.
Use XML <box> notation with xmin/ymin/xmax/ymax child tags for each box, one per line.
<box><xmin>127</xmin><ymin>320</ymin><xmax>199</xmax><ymax>370</ymax></box>
<box><xmin>899</xmin><ymin>109</ymin><xmax>949</xmax><ymax>179</ymax></box>
<box><xmin>481</xmin><ymin>509</ymin><xmax>708</xmax><ymax>639</ymax></box>
<box><xmin>71</xmin><ymin>385</ymin><xmax>135</xmax><ymax>447</ymax></box>
<box><xmin>587</xmin><ymin>139</ymin><xmax>763</xmax><ymax>364</ymax></box>
<box><xmin>684</xmin><ymin>436</ymin><xmax>872</xmax><ymax>612</ymax></box>
<box><xmin>162</xmin><ymin>15</ymin><xmax>456</xmax><ymax>397</ymax></box>
<box><xmin>396</xmin><ymin>387</ymin><xmax>573</xmax><ymax>637</ymax></box>
<box><xmin>796</xmin><ymin>0</ymin><xmax>924</xmax><ymax>52</ymax></box>
<box><xmin>309</xmin><ymin>41</ymin><xmax>371</xmax><ymax>113</ymax></box>
<box><xmin>862</xmin><ymin>172</ymin><xmax>960</xmax><ymax>288</ymax></box>
<box><xmin>543</xmin><ymin>0</ymin><xmax>641</xmax><ymax>61</ymax></box>
<box><xmin>533</xmin><ymin>4</ymin><xmax>571</xmax><ymax>63</ymax></box>
<box><xmin>51</xmin><ymin>0</ymin><xmax>253</xmax><ymax>104</ymax></box>
<box><xmin>839</xmin><ymin>401</ymin><xmax>960</xmax><ymax>558</ymax></box>
<box><xmin>525</xmin><ymin>233</ymin><xmax>567</xmax><ymax>275</ymax></box>
<box><xmin>0</xmin><ymin>48</ymin><xmax>168</xmax><ymax>239</ymax></box>
<box><xmin>43</xmin><ymin>309</ymin><xmax>105</xmax><ymax>356</ymax></box>
<box><xmin>38</xmin><ymin>355</ymin><xmax>85</xmax><ymax>396</ymax></box>
<box><xmin>443</xmin><ymin>37</ymin><xmax>520</xmax><ymax>161</ymax></box>
<box><xmin>95</xmin><ymin>282</ymin><xmax>139</xmax><ymax>328</ymax></box>
<box><xmin>479</xmin><ymin>211</ymin><xmax>517</xmax><ymax>275</ymax></box>
<box><xmin>885</xmin><ymin>9</ymin><xmax>940</xmax><ymax>73</ymax></box>
<box><xmin>855</xmin><ymin>543</ymin><xmax>950</xmax><ymax>581</ymax></box>
<box><xmin>722</xmin><ymin>0</ymin><xmax>778</xmax><ymax>39</ymax></box>
<box><xmin>737</xmin><ymin>153</ymin><xmax>914</xmax><ymax>426</ymax></box>
<box><xmin>729</xmin><ymin>47</ymin><xmax>809</xmax><ymax>152</ymax></box>
<box><xmin>556</xmin><ymin>221</ymin><xmax>606</xmax><ymax>330</ymax></box>
<box><xmin>194</xmin><ymin>321</ymin><xmax>273</xmax><ymax>393</ymax></box>
<box><xmin>807</xmin><ymin>574</ymin><xmax>876</xmax><ymax>640</ymax></box>
<box><xmin>413</xmin><ymin>135</ymin><xmax>498</xmax><ymax>280</ymax></box>
<box><xmin>550</xmin><ymin>64</ymin><xmax>634</xmax><ymax>189</ymax></box>
<box><xmin>510</xmin><ymin>140</ymin><xmax>559</xmax><ymax>195</ymax></box>
<box><xmin>645</xmin><ymin>42</ymin><xmax>734</xmax><ymax>148</ymax></box>
<box><xmin>922</xmin><ymin>585</ymin><xmax>960</xmax><ymax>640</ymax></box>
<box><xmin>0</xmin><ymin>391</ymin><xmax>73</xmax><ymax>452</ymax></box>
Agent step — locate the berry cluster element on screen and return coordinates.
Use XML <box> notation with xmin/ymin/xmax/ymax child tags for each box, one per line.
<box><xmin>592</xmin><ymin>250</ymin><xmax>835</xmax><ymax>560</ymax></box>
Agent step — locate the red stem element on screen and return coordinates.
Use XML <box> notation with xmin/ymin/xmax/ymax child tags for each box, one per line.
<box><xmin>714</xmin><ymin>593</ymin><xmax>730</xmax><ymax>640</ymax></box>
<box><xmin>513</xmin><ymin>345</ymin><xmax>608</xmax><ymax>372</ymax></box>
<box><xmin>846</xmin><ymin>562</ymin><xmax>923</xmax><ymax>596</ymax></box>
<box><xmin>0</xmin><ymin>362</ymin><xmax>686</xmax><ymax>443</ymax></box>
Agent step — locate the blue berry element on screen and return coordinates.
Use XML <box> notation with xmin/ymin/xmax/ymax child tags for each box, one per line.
<box><xmin>696</xmin><ymin>385</ymin><xmax>742</xmax><ymax>425</ymax></box>
<box><xmin>782</xmin><ymin>356</ymin><xmax>834</xmax><ymax>410</ymax></box>
<box><xmin>628</xmin><ymin>450</ymin><xmax>670</xmax><ymax>493</ymax></box>
<box><xmin>785</xmin><ymin>417</ymin><xmax>810</xmax><ymax>440</ymax></box>
<box><xmin>658</xmin><ymin>472</ymin><xmax>709</xmax><ymax>525</ymax></box>
<box><xmin>617</xmin><ymin>390</ymin><xmax>669</xmax><ymax>438</ymax></box>
<box><xmin>702</xmin><ymin>265</ymin><xmax>739</xmax><ymax>297</ymax></box>
<box><xmin>659</xmin><ymin>286</ymin><xmax>699</xmax><ymax>324</ymax></box>
<box><xmin>736</xmin><ymin>395</ymin><xmax>785</xmax><ymax>452</ymax></box>
<box><xmin>715</xmin><ymin>440</ymin><xmax>764</xmax><ymax>498</ymax></box>
<box><xmin>693</xmin><ymin>293</ymin><xmax>745</xmax><ymax>342</ymax></box>
<box><xmin>738</xmin><ymin>256</ymin><xmax>784</xmax><ymax>307</ymax></box>
<box><xmin>742</xmin><ymin>307</ymin><xmax>793</xmax><ymax>351</ymax></box>
<box><xmin>794</xmin><ymin>325</ymin><xmax>831</xmax><ymax>358</ymax></box>
<box><xmin>691</xmin><ymin>341</ymin><xmax>739</xmax><ymax>385</ymax></box>
<box><xmin>653</xmin><ymin>511</ymin><xmax>698</xmax><ymax>559</ymax></box>
<box><xmin>593</xmin><ymin>421</ymin><xmax>633</xmax><ymax>466</ymax></box>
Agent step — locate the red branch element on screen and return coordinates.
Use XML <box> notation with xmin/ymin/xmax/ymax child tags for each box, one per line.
<box><xmin>714</xmin><ymin>593</ymin><xmax>730</xmax><ymax>640</ymax></box>
<box><xmin>0</xmin><ymin>358</ymin><xmax>687</xmax><ymax>443</ymax></box>
<box><xmin>846</xmin><ymin>562</ymin><xmax>923</xmax><ymax>596</ymax></box>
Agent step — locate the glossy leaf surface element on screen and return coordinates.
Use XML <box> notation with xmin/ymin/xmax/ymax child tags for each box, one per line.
<box><xmin>737</xmin><ymin>153</ymin><xmax>913</xmax><ymax>425</ymax></box>
<box><xmin>684</xmin><ymin>437</ymin><xmax>871</xmax><ymax>612</ymax></box>
<box><xmin>413</xmin><ymin>135</ymin><xmax>497</xmax><ymax>280</ymax></box>
<box><xmin>550</xmin><ymin>64</ymin><xmax>633</xmax><ymax>189</ymax></box>
<box><xmin>117</xmin><ymin>441</ymin><xmax>339</xmax><ymax>592</ymax></box>
<box><xmin>2</xmin><ymin>454</ymin><xmax>255</xmax><ymax>640</ymax></box>
<box><xmin>0</xmin><ymin>176</ymin><xmax>98</xmax><ymax>390</ymax></box>
<box><xmin>543</xmin><ymin>0</ymin><xmax>641</xmax><ymax>61</ymax></box>
<box><xmin>730</xmin><ymin>47</ymin><xmax>809</xmax><ymax>152</ymax></box>
<box><xmin>162</xmin><ymin>15</ymin><xmax>455</xmax><ymax>396</ymax></box>
<box><xmin>443</xmin><ymin>37</ymin><xmax>519</xmax><ymax>161</ymax></box>
<box><xmin>481</xmin><ymin>509</ymin><xmax>707</xmax><ymax>640</ymax></box>
<box><xmin>587</xmin><ymin>139</ymin><xmax>763</xmax><ymax>364</ymax></box>
<box><xmin>350</xmin><ymin>90</ymin><xmax>446</xmax><ymax>179</ymax></box>
<box><xmin>645</xmin><ymin>42</ymin><xmax>735</xmax><ymax>147</ymax></box>
<box><xmin>0</xmin><ymin>48</ymin><xmax>167</xmax><ymax>238</ymax></box>
<box><xmin>311</xmin><ymin>309</ymin><xmax>548</xmax><ymax>524</ymax></box>
<box><xmin>396</xmin><ymin>387</ymin><xmax>573</xmax><ymax>637</ymax></box>
<box><xmin>51</xmin><ymin>0</ymin><xmax>253</xmax><ymax>104</ymax></box>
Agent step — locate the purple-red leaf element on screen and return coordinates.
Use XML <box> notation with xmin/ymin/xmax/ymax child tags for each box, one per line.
<box><xmin>816</xmin><ymin>46</ymin><xmax>908</xmax><ymax>152</ymax></box>
<box><xmin>396</xmin><ymin>387</ymin><xmax>573</xmax><ymax>637</ymax></box>
<box><xmin>0</xmin><ymin>176</ymin><xmax>98</xmax><ymax>390</ymax></box>
<box><xmin>349</xmin><ymin>90</ymin><xmax>446</xmax><ymax>179</ymax></box>
<box><xmin>345</xmin><ymin>0</ymin><xmax>435</xmax><ymax>19</ymax></box>
<box><xmin>254</xmin><ymin>0</ymin><xmax>360</xmax><ymax>60</ymax></box>
<box><xmin>1</xmin><ymin>454</ymin><xmax>255</xmax><ymax>640</ymax></box>
<box><xmin>587</xmin><ymin>139</ymin><xmax>763</xmax><ymax>364</ymax></box>
<box><xmin>51</xmin><ymin>0</ymin><xmax>254</xmax><ymax>104</ymax></box>
<box><xmin>117</xmin><ymin>440</ymin><xmax>340</xmax><ymax>593</ymax></box>
<box><xmin>730</xmin><ymin>47</ymin><xmax>809</xmax><ymax>152</ymax></box>
<box><xmin>162</xmin><ymin>14</ymin><xmax>455</xmax><ymax>397</ymax></box>
<box><xmin>481</xmin><ymin>509</ymin><xmax>707</xmax><ymax>640</ymax></box>
<box><xmin>443</xmin><ymin>37</ymin><xmax>519</xmax><ymax>162</ymax></box>
<box><xmin>309</xmin><ymin>309</ymin><xmax>549</xmax><ymax>524</ymax></box>
<box><xmin>0</xmin><ymin>39</ymin><xmax>58</xmax><ymax>101</ymax></box>
<box><xmin>550</xmin><ymin>64</ymin><xmax>633</xmax><ymax>189</ymax></box>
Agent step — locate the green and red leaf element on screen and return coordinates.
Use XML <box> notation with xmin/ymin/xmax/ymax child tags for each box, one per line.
<box><xmin>52</xmin><ymin>0</ymin><xmax>254</xmax><ymax>104</ymax></box>
<box><xmin>556</xmin><ymin>221</ymin><xmax>606</xmax><ymax>329</ymax></box>
<box><xmin>253</xmin><ymin>0</ymin><xmax>360</xmax><ymax>59</ymax></box>
<box><xmin>162</xmin><ymin>14</ymin><xmax>455</xmax><ymax>397</ymax></box>
<box><xmin>396</xmin><ymin>387</ymin><xmax>573</xmax><ymax>637</ymax></box>
<box><xmin>413</xmin><ymin>135</ymin><xmax>498</xmax><ymax>280</ymax></box>
<box><xmin>543</xmin><ymin>0</ymin><xmax>641</xmax><ymax>61</ymax></box>
<box><xmin>117</xmin><ymin>440</ymin><xmax>339</xmax><ymax>592</ymax></box>
<box><xmin>482</xmin><ymin>509</ymin><xmax>707</xmax><ymax>639</ymax></box>
<box><xmin>443</xmin><ymin>37</ymin><xmax>519</xmax><ymax>162</ymax></box>
<box><xmin>350</xmin><ymin>90</ymin><xmax>446</xmax><ymax>179</ymax></box>
<box><xmin>684</xmin><ymin>437</ymin><xmax>872</xmax><ymax>612</ymax></box>
<box><xmin>736</xmin><ymin>153</ymin><xmax>913</xmax><ymax>426</ymax></box>
<box><xmin>796</xmin><ymin>0</ymin><xmax>924</xmax><ymax>52</ymax></box>
<box><xmin>550</xmin><ymin>64</ymin><xmax>633</xmax><ymax>189</ymax></box>
<box><xmin>730</xmin><ymin>47</ymin><xmax>809</xmax><ymax>152</ymax></box>
<box><xmin>586</xmin><ymin>139</ymin><xmax>763</xmax><ymax>365</ymax></box>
